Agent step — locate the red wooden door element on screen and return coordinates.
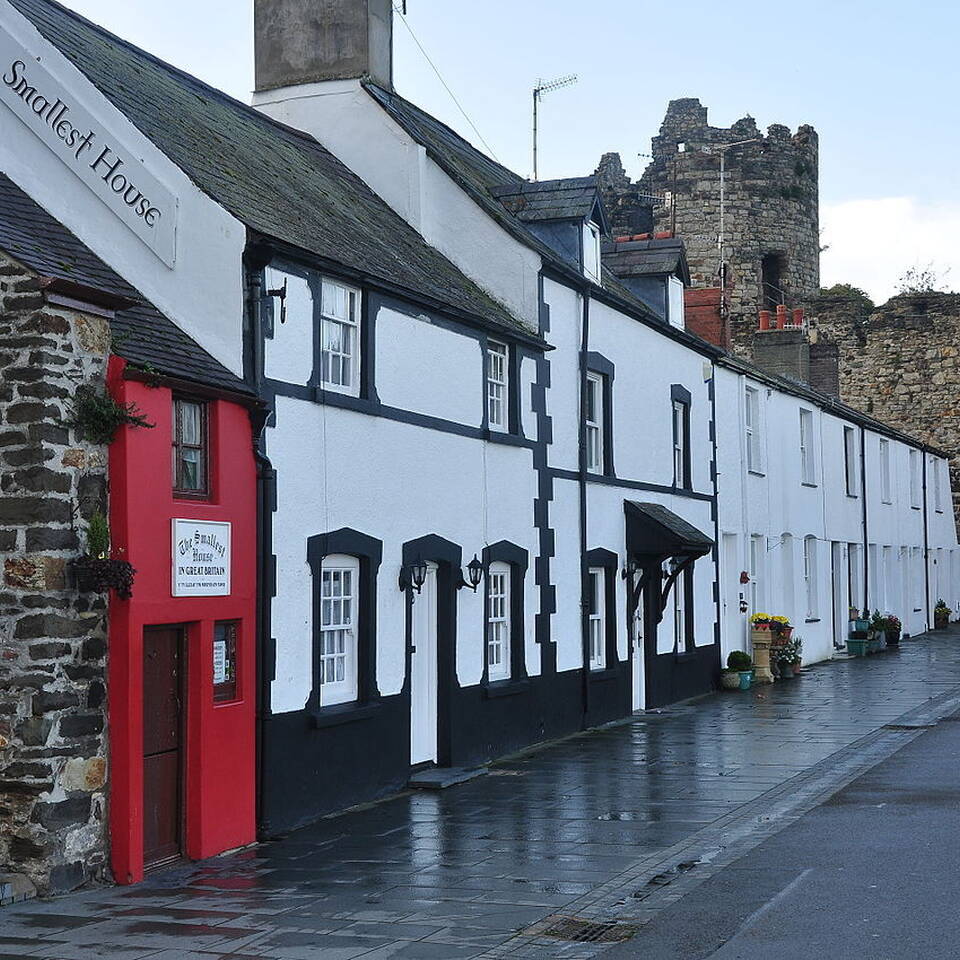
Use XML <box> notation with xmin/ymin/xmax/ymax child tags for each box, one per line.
<box><xmin>142</xmin><ymin>626</ymin><xmax>183</xmax><ymax>867</ymax></box>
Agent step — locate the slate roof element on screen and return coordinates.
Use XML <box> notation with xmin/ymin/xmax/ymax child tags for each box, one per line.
<box><xmin>7</xmin><ymin>0</ymin><xmax>530</xmax><ymax>340</ymax></box>
<box><xmin>601</xmin><ymin>237</ymin><xmax>691</xmax><ymax>284</ymax></box>
<box><xmin>0</xmin><ymin>173</ymin><xmax>252</xmax><ymax>394</ymax></box>
<box><xmin>490</xmin><ymin>177</ymin><xmax>606</xmax><ymax>226</ymax></box>
<box><xmin>363</xmin><ymin>84</ymin><xmax>669</xmax><ymax>327</ymax></box>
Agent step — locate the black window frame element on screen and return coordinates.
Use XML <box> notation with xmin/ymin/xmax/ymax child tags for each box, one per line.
<box><xmin>585</xmin><ymin>353</ymin><xmax>615</xmax><ymax>477</ymax></box>
<box><xmin>584</xmin><ymin>547</ymin><xmax>619</xmax><ymax>675</ymax></box>
<box><xmin>481</xmin><ymin>541</ymin><xmax>529</xmax><ymax>689</ymax></box>
<box><xmin>671</xmin><ymin>384</ymin><xmax>692</xmax><ymax>490</ymax></box>
<box><xmin>306</xmin><ymin>528</ymin><xmax>383</xmax><ymax>716</ymax></box>
<box><xmin>172</xmin><ymin>395</ymin><xmax>210</xmax><ymax>500</ymax></box>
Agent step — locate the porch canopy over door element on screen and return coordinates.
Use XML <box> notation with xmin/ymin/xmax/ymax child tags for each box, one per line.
<box><xmin>625</xmin><ymin>500</ymin><xmax>713</xmax><ymax>612</ymax></box>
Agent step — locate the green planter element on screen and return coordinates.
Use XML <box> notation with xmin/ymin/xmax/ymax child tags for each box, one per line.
<box><xmin>867</xmin><ymin>638</ymin><xmax>882</xmax><ymax>654</ymax></box>
<box><xmin>738</xmin><ymin>670</ymin><xmax>753</xmax><ymax>690</ymax></box>
<box><xmin>854</xmin><ymin>619</ymin><xmax>870</xmax><ymax>632</ymax></box>
<box><xmin>847</xmin><ymin>638</ymin><xmax>868</xmax><ymax>656</ymax></box>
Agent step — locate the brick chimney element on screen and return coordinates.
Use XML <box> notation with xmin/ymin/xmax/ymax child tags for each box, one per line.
<box><xmin>750</xmin><ymin>308</ymin><xmax>840</xmax><ymax>396</ymax></box>
<box><xmin>254</xmin><ymin>0</ymin><xmax>394</xmax><ymax>93</ymax></box>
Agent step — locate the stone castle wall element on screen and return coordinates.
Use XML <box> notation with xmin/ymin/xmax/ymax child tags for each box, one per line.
<box><xmin>0</xmin><ymin>250</ymin><xmax>111</xmax><ymax>896</ymax></box>
<box><xmin>598</xmin><ymin>98</ymin><xmax>820</xmax><ymax>356</ymax></box>
<box><xmin>811</xmin><ymin>291</ymin><xmax>960</xmax><ymax>522</ymax></box>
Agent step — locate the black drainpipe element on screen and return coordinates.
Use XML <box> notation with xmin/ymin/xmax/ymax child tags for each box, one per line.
<box><xmin>860</xmin><ymin>426</ymin><xmax>869</xmax><ymax>615</ymax></box>
<box><xmin>578</xmin><ymin>289</ymin><xmax>591</xmax><ymax>725</ymax></box>
<box><xmin>922</xmin><ymin>451</ymin><xmax>931</xmax><ymax>629</ymax></box>
<box><xmin>244</xmin><ymin>259</ymin><xmax>274</xmax><ymax>838</ymax></box>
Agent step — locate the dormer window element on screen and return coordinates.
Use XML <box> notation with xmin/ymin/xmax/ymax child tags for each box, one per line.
<box><xmin>583</xmin><ymin>220</ymin><xmax>602</xmax><ymax>281</ymax></box>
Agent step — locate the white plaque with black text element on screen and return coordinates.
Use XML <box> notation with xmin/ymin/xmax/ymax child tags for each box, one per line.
<box><xmin>172</xmin><ymin>519</ymin><xmax>231</xmax><ymax>597</ymax></box>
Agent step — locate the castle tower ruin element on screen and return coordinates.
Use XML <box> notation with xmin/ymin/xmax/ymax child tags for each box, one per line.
<box><xmin>598</xmin><ymin>98</ymin><xmax>820</xmax><ymax>355</ymax></box>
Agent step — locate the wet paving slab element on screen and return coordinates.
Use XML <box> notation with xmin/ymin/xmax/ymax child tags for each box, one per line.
<box><xmin>6</xmin><ymin>630</ymin><xmax>960</xmax><ymax>959</ymax></box>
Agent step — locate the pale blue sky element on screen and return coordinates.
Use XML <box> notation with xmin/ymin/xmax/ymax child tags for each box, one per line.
<box><xmin>61</xmin><ymin>0</ymin><xmax>960</xmax><ymax>301</ymax></box>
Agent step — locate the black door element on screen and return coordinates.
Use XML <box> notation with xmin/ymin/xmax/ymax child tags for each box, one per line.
<box><xmin>143</xmin><ymin>626</ymin><xmax>183</xmax><ymax>867</ymax></box>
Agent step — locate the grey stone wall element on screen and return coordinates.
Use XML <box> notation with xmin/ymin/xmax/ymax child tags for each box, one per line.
<box><xmin>0</xmin><ymin>250</ymin><xmax>111</xmax><ymax>895</ymax></box>
<box><xmin>597</xmin><ymin>98</ymin><xmax>819</xmax><ymax>355</ymax></box>
<box><xmin>811</xmin><ymin>291</ymin><xmax>960</xmax><ymax>525</ymax></box>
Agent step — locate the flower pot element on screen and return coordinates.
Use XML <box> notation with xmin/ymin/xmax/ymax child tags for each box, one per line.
<box><xmin>885</xmin><ymin>630</ymin><xmax>901</xmax><ymax>646</ymax></box>
<box><xmin>776</xmin><ymin>626</ymin><xmax>793</xmax><ymax>642</ymax></box>
<box><xmin>867</xmin><ymin>638</ymin><xmax>882</xmax><ymax>654</ymax></box>
<box><xmin>935</xmin><ymin>614</ymin><xmax>950</xmax><ymax>630</ymax></box>
<box><xmin>854</xmin><ymin>619</ymin><xmax>869</xmax><ymax>632</ymax></box>
<box><xmin>777</xmin><ymin>663</ymin><xmax>793</xmax><ymax>680</ymax></box>
<box><xmin>847</xmin><ymin>638</ymin><xmax>868</xmax><ymax>656</ymax></box>
<box><xmin>721</xmin><ymin>671</ymin><xmax>741</xmax><ymax>691</ymax></box>
<box><xmin>738</xmin><ymin>670</ymin><xmax>753</xmax><ymax>690</ymax></box>
<box><xmin>792</xmin><ymin>661</ymin><xmax>802</xmax><ymax>676</ymax></box>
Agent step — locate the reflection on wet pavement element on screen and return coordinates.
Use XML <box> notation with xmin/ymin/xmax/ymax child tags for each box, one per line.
<box><xmin>5</xmin><ymin>631</ymin><xmax>960</xmax><ymax>959</ymax></box>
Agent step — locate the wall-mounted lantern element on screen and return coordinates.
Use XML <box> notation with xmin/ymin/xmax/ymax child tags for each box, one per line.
<box><xmin>621</xmin><ymin>557</ymin><xmax>640</xmax><ymax>580</ymax></box>
<box><xmin>399</xmin><ymin>555</ymin><xmax>429</xmax><ymax>594</ymax></box>
<box><xmin>460</xmin><ymin>554</ymin><xmax>484</xmax><ymax>592</ymax></box>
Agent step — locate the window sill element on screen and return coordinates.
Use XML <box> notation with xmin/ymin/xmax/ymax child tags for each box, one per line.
<box><xmin>483</xmin><ymin>428</ymin><xmax>528</xmax><ymax>447</ymax></box>
<box><xmin>310</xmin><ymin>701</ymin><xmax>381</xmax><ymax>729</ymax></box>
<box><xmin>483</xmin><ymin>678</ymin><xmax>530</xmax><ymax>699</ymax></box>
<box><xmin>587</xmin><ymin>666</ymin><xmax>619</xmax><ymax>682</ymax></box>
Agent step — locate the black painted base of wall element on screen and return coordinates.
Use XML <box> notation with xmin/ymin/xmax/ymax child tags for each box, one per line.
<box><xmin>260</xmin><ymin>652</ymin><xmax>704</xmax><ymax>835</ymax></box>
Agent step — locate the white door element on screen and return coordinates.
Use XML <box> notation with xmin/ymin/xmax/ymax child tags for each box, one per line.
<box><xmin>631</xmin><ymin>573</ymin><xmax>644</xmax><ymax>711</ymax></box>
<box><xmin>410</xmin><ymin>563</ymin><xmax>438</xmax><ymax>765</ymax></box>
<box><xmin>831</xmin><ymin>541</ymin><xmax>845</xmax><ymax>649</ymax></box>
<box><xmin>722</xmin><ymin>533</ymin><xmax>740</xmax><ymax>653</ymax></box>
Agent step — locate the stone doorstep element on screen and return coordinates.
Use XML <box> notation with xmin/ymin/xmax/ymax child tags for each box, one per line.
<box><xmin>0</xmin><ymin>872</ymin><xmax>37</xmax><ymax>907</ymax></box>
<box><xmin>408</xmin><ymin>766</ymin><xmax>489</xmax><ymax>790</ymax></box>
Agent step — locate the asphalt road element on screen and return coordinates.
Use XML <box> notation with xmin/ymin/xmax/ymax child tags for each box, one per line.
<box><xmin>606</xmin><ymin>713</ymin><xmax>960</xmax><ymax>960</ymax></box>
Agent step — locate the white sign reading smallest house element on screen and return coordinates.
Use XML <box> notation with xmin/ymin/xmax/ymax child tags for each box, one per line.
<box><xmin>172</xmin><ymin>519</ymin><xmax>231</xmax><ymax>597</ymax></box>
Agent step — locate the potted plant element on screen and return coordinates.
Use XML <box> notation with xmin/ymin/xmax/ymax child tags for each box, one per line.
<box><xmin>884</xmin><ymin>614</ymin><xmax>902</xmax><ymax>646</ymax></box>
<box><xmin>727</xmin><ymin>651</ymin><xmax>753</xmax><ymax>690</ymax></box>
<box><xmin>935</xmin><ymin>599</ymin><xmax>950</xmax><ymax>630</ymax></box>
<box><xmin>720</xmin><ymin>666</ymin><xmax>741</xmax><ymax>690</ymax></box>
<box><xmin>775</xmin><ymin>645</ymin><xmax>794</xmax><ymax>680</ymax></box>
<box><xmin>868</xmin><ymin>611</ymin><xmax>887</xmax><ymax>653</ymax></box>
<box><xmin>790</xmin><ymin>637</ymin><xmax>803</xmax><ymax>675</ymax></box>
<box><xmin>770</xmin><ymin>615</ymin><xmax>793</xmax><ymax>644</ymax></box>
<box><xmin>73</xmin><ymin>511</ymin><xmax>136</xmax><ymax>600</ymax></box>
<box><xmin>854</xmin><ymin>607</ymin><xmax>870</xmax><ymax>633</ymax></box>
<box><xmin>749</xmin><ymin>613</ymin><xmax>771</xmax><ymax>638</ymax></box>
<box><xmin>847</xmin><ymin>630</ymin><xmax>868</xmax><ymax>657</ymax></box>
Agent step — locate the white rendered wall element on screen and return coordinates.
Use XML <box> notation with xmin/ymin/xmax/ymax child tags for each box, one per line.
<box><xmin>376</xmin><ymin>307</ymin><xmax>482</xmax><ymax>425</ymax></box>
<box><xmin>267</xmin><ymin>301</ymin><xmax>540</xmax><ymax>714</ymax></box>
<box><xmin>252</xmin><ymin>81</ymin><xmax>541</xmax><ymax>330</ymax></box>
<box><xmin>0</xmin><ymin>1</ymin><xmax>246</xmax><ymax>374</ymax></box>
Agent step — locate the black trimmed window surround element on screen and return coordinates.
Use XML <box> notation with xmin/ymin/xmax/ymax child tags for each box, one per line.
<box><xmin>481</xmin><ymin>541</ymin><xmax>529</xmax><ymax>696</ymax></box>
<box><xmin>172</xmin><ymin>395</ymin><xmax>209</xmax><ymax>498</ymax></box>
<box><xmin>585</xmin><ymin>352</ymin><xmax>615</xmax><ymax>477</ymax></box>
<box><xmin>306</xmin><ymin>529</ymin><xmax>382</xmax><ymax>725</ymax></box>
<box><xmin>482</xmin><ymin>337</ymin><xmax>522</xmax><ymax>438</ymax></box>
<box><xmin>671</xmin><ymin>384</ymin><xmax>691</xmax><ymax>490</ymax></box>
<box><xmin>260</xmin><ymin>256</ymin><xmax>374</xmax><ymax>402</ymax></box>
<box><xmin>584</xmin><ymin>547</ymin><xmax>619</xmax><ymax>677</ymax></box>
<box><xmin>666</xmin><ymin>558</ymin><xmax>694</xmax><ymax>654</ymax></box>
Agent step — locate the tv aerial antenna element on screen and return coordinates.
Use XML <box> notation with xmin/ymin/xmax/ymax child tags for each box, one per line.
<box><xmin>532</xmin><ymin>74</ymin><xmax>577</xmax><ymax>180</ymax></box>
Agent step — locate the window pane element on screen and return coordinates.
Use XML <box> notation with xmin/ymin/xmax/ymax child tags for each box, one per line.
<box><xmin>181</xmin><ymin>402</ymin><xmax>201</xmax><ymax>445</ymax></box>
<box><xmin>181</xmin><ymin>449</ymin><xmax>200</xmax><ymax>490</ymax></box>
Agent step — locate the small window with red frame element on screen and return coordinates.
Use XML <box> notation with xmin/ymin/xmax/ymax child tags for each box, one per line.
<box><xmin>172</xmin><ymin>397</ymin><xmax>209</xmax><ymax>498</ymax></box>
<box><xmin>213</xmin><ymin>621</ymin><xmax>239</xmax><ymax>703</ymax></box>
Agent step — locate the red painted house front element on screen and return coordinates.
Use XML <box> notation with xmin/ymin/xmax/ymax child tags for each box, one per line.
<box><xmin>106</xmin><ymin>357</ymin><xmax>258</xmax><ymax>884</ymax></box>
